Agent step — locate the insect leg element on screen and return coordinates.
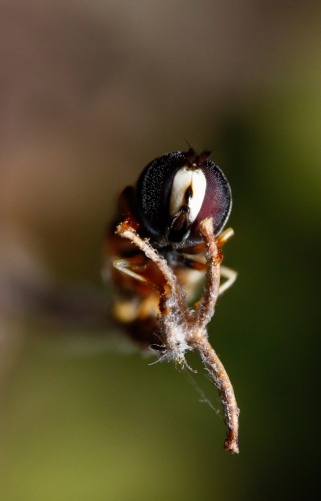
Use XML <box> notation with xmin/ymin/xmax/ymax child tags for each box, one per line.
<box><xmin>176</xmin><ymin>252</ymin><xmax>207</xmax><ymax>272</ymax></box>
<box><xmin>112</xmin><ymin>254</ymin><xmax>167</xmax><ymax>330</ymax></box>
<box><xmin>114</xmin><ymin>255</ymin><xmax>147</xmax><ymax>283</ymax></box>
<box><xmin>215</xmin><ymin>227</ymin><xmax>234</xmax><ymax>248</ymax></box>
<box><xmin>219</xmin><ymin>266</ymin><xmax>237</xmax><ymax>295</ymax></box>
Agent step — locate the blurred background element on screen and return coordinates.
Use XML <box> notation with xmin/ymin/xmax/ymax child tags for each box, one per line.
<box><xmin>1</xmin><ymin>1</ymin><xmax>321</xmax><ymax>499</ymax></box>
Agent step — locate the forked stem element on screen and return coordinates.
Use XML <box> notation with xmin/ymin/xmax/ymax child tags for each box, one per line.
<box><xmin>115</xmin><ymin>218</ymin><xmax>239</xmax><ymax>453</ymax></box>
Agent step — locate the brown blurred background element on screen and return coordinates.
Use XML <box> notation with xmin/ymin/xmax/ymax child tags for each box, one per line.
<box><xmin>1</xmin><ymin>1</ymin><xmax>321</xmax><ymax>500</ymax></box>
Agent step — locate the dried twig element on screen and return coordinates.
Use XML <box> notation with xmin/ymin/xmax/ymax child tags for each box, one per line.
<box><xmin>115</xmin><ymin>217</ymin><xmax>239</xmax><ymax>453</ymax></box>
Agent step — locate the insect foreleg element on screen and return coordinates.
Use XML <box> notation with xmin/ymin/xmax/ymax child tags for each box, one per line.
<box><xmin>113</xmin><ymin>256</ymin><xmax>163</xmax><ymax>292</ymax></box>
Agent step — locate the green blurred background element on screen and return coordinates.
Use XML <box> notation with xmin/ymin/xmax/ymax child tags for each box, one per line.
<box><xmin>1</xmin><ymin>1</ymin><xmax>321</xmax><ymax>500</ymax></box>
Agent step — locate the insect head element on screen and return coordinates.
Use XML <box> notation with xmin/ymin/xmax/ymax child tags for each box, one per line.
<box><xmin>130</xmin><ymin>148</ymin><xmax>232</xmax><ymax>249</ymax></box>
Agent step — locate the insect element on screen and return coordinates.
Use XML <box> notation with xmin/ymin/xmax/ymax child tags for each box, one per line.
<box><xmin>103</xmin><ymin>148</ymin><xmax>239</xmax><ymax>453</ymax></box>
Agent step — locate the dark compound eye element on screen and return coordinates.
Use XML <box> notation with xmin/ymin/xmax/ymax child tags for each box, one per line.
<box><xmin>135</xmin><ymin>148</ymin><xmax>232</xmax><ymax>248</ymax></box>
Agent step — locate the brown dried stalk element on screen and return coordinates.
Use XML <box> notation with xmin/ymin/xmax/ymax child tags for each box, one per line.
<box><xmin>115</xmin><ymin>217</ymin><xmax>239</xmax><ymax>454</ymax></box>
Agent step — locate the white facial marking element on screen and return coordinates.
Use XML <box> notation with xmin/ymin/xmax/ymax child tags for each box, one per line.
<box><xmin>169</xmin><ymin>167</ymin><xmax>207</xmax><ymax>223</ymax></box>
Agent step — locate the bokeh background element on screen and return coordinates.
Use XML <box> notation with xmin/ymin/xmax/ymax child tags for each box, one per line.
<box><xmin>1</xmin><ymin>1</ymin><xmax>321</xmax><ymax>500</ymax></box>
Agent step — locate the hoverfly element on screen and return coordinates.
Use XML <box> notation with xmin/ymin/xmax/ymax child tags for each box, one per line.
<box><xmin>103</xmin><ymin>148</ymin><xmax>239</xmax><ymax>453</ymax></box>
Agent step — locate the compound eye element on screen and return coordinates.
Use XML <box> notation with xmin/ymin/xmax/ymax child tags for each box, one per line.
<box><xmin>135</xmin><ymin>151</ymin><xmax>187</xmax><ymax>243</ymax></box>
<box><xmin>188</xmin><ymin>159</ymin><xmax>232</xmax><ymax>244</ymax></box>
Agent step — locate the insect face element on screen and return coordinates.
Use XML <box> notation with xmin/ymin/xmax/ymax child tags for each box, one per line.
<box><xmin>135</xmin><ymin>148</ymin><xmax>232</xmax><ymax>248</ymax></box>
